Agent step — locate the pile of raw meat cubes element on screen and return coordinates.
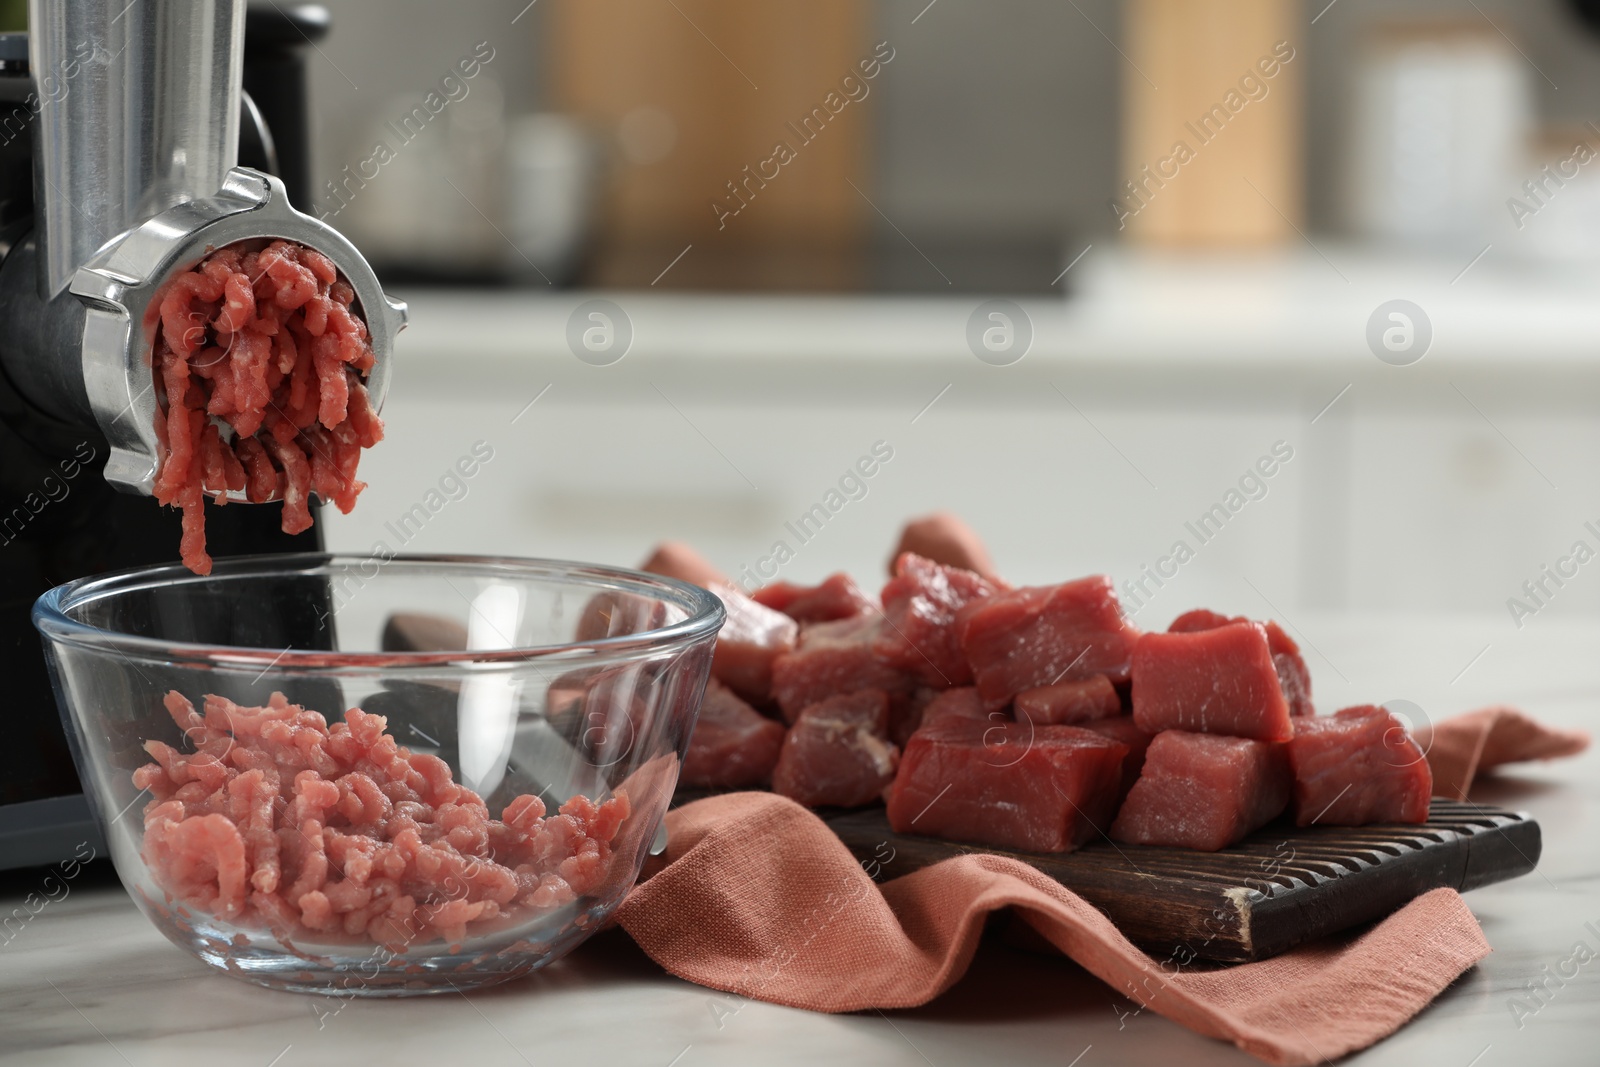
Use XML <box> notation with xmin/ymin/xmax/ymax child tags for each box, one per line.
<box><xmin>662</xmin><ymin>515</ymin><xmax>1433</xmax><ymax>854</ymax></box>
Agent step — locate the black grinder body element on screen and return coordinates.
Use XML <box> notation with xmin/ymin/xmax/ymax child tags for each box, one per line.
<box><xmin>0</xmin><ymin>4</ymin><xmax>334</xmax><ymax>868</ymax></box>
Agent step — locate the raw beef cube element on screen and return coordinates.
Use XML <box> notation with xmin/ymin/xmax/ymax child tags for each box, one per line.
<box><xmin>1111</xmin><ymin>730</ymin><xmax>1292</xmax><ymax>851</ymax></box>
<box><xmin>751</xmin><ymin>573</ymin><xmax>877</xmax><ymax>623</ymax></box>
<box><xmin>1287</xmin><ymin>705</ymin><xmax>1432</xmax><ymax>826</ymax></box>
<box><xmin>889</xmin><ymin>511</ymin><xmax>1003</xmax><ymax>583</ymax></box>
<box><xmin>770</xmin><ymin>614</ymin><xmax>916</xmax><ymax>723</ymax></box>
<box><xmin>1168</xmin><ymin>609</ymin><xmax>1234</xmax><ymax>633</ymax></box>
<box><xmin>1168</xmin><ymin>609</ymin><xmax>1314</xmax><ymax>717</ymax></box>
<box><xmin>706</xmin><ymin>582</ymin><xmax>798</xmax><ymax>706</ymax></box>
<box><xmin>574</xmin><ymin>590</ymin><xmax>670</xmax><ymax>642</ymax></box>
<box><xmin>873</xmin><ymin>552</ymin><xmax>1000</xmax><ymax>687</ymax></box>
<box><xmin>887</xmin><ymin>719</ymin><xmax>1128</xmax><ymax>853</ymax></box>
<box><xmin>545</xmin><ymin>666</ymin><xmax>599</xmax><ymax>728</ymax></box>
<box><xmin>589</xmin><ymin>542</ymin><xmax>728</xmax><ymax>644</ymax></box>
<box><xmin>1259</xmin><ymin>620</ymin><xmax>1299</xmax><ymax>659</ymax></box>
<box><xmin>1258</xmin><ymin>619</ymin><xmax>1314</xmax><ymax>718</ymax></box>
<box><xmin>1013</xmin><ymin>674</ymin><xmax>1122</xmax><ymax>725</ymax></box>
<box><xmin>640</xmin><ymin>541</ymin><xmax>730</xmax><ymax>588</ymax></box>
<box><xmin>680</xmin><ymin>678</ymin><xmax>787</xmax><ymax>790</ymax></box>
<box><xmin>1273</xmin><ymin>649</ymin><xmax>1314</xmax><ymax>719</ymax></box>
<box><xmin>962</xmin><ymin>576</ymin><xmax>1142</xmax><ymax>711</ymax></box>
<box><xmin>579</xmin><ymin>667</ymin><xmax>656</xmax><ymax>770</ymax></box>
<box><xmin>918</xmin><ymin>686</ymin><xmax>992</xmax><ymax>729</ymax></box>
<box><xmin>890</xmin><ymin>687</ymin><xmax>942</xmax><ymax>747</ymax></box>
<box><xmin>1131</xmin><ymin>622</ymin><xmax>1293</xmax><ymax>742</ymax></box>
<box><xmin>550</xmin><ymin>663</ymin><xmax>672</xmax><ymax>770</ymax></box>
<box><xmin>771</xmin><ymin>690</ymin><xmax>898</xmax><ymax>808</ymax></box>
<box><xmin>1077</xmin><ymin>715</ymin><xmax>1154</xmax><ymax>802</ymax></box>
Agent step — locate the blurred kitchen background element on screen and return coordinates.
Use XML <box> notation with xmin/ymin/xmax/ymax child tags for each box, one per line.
<box><xmin>182</xmin><ymin>0</ymin><xmax>1600</xmax><ymax>663</ymax></box>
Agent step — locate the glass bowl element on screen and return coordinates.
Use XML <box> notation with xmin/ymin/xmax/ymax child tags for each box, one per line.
<box><xmin>34</xmin><ymin>553</ymin><xmax>723</xmax><ymax>996</ymax></box>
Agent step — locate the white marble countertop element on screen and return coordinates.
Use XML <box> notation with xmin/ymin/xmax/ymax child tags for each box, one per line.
<box><xmin>3</xmin><ymin>614</ymin><xmax>1597</xmax><ymax>1066</ymax></box>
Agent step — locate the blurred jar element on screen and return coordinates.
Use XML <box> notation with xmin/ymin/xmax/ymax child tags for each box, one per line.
<box><xmin>1508</xmin><ymin>126</ymin><xmax>1600</xmax><ymax>263</ymax></box>
<box><xmin>341</xmin><ymin>76</ymin><xmax>508</xmax><ymax>277</ymax></box>
<box><xmin>505</xmin><ymin>114</ymin><xmax>601</xmax><ymax>286</ymax></box>
<box><xmin>1343</xmin><ymin>22</ymin><xmax>1533</xmax><ymax>250</ymax></box>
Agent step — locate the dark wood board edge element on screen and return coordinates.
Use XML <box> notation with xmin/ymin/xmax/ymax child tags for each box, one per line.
<box><xmin>819</xmin><ymin>802</ymin><xmax>1541</xmax><ymax>963</ymax></box>
<box><xmin>1460</xmin><ymin>815</ymin><xmax>1542</xmax><ymax>892</ymax></box>
<box><xmin>1245</xmin><ymin>813</ymin><xmax>1539</xmax><ymax>959</ymax></box>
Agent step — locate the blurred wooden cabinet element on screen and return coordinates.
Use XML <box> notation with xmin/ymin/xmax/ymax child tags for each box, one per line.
<box><xmin>1121</xmin><ymin>0</ymin><xmax>1304</xmax><ymax>246</ymax></box>
<box><xmin>548</xmin><ymin>0</ymin><xmax>873</xmax><ymax>286</ymax></box>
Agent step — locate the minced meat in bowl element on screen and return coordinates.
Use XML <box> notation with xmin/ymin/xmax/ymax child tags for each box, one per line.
<box><xmin>33</xmin><ymin>554</ymin><xmax>724</xmax><ymax>995</ymax></box>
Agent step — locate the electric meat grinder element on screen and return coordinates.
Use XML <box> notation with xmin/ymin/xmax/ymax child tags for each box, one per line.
<box><xmin>0</xmin><ymin>0</ymin><xmax>406</xmax><ymax>868</ymax></box>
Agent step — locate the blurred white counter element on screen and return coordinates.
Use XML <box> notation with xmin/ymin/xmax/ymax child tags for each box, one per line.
<box><xmin>392</xmin><ymin>246</ymin><xmax>1600</xmax><ymax>370</ymax></box>
<box><xmin>323</xmin><ymin>248</ymin><xmax>1600</xmax><ymax>626</ymax></box>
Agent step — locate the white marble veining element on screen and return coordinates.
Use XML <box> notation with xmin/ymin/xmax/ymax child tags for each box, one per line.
<box><xmin>3</xmin><ymin>615</ymin><xmax>1597</xmax><ymax>1066</ymax></box>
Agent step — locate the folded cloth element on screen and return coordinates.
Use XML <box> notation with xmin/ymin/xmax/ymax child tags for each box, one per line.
<box><xmin>618</xmin><ymin>793</ymin><xmax>1488</xmax><ymax>1066</ymax></box>
<box><xmin>616</xmin><ymin>706</ymin><xmax>1583</xmax><ymax>1064</ymax></box>
<box><xmin>1414</xmin><ymin>705</ymin><xmax>1590</xmax><ymax>801</ymax></box>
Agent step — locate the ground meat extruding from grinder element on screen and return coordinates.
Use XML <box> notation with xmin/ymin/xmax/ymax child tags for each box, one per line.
<box><xmin>152</xmin><ymin>240</ymin><xmax>383</xmax><ymax>574</ymax></box>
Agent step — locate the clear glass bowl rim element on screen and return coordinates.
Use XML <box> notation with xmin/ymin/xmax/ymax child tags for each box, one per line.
<box><xmin>32</xmin><ymin>551</ymin><xmax>726</xmax><ymax>673</ymax></box>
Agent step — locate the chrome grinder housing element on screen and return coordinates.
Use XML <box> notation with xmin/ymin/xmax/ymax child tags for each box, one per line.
<box><xmin>74</xmin><ymin>167</ymin><xmax>405</xmax><ymax>497</ymax></box>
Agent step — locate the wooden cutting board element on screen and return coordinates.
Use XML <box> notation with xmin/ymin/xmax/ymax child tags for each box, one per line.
<box><xmin>822</xmin><ymin>800</ymin><xmax>1540</xmax><ymax>963</ymax></box>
